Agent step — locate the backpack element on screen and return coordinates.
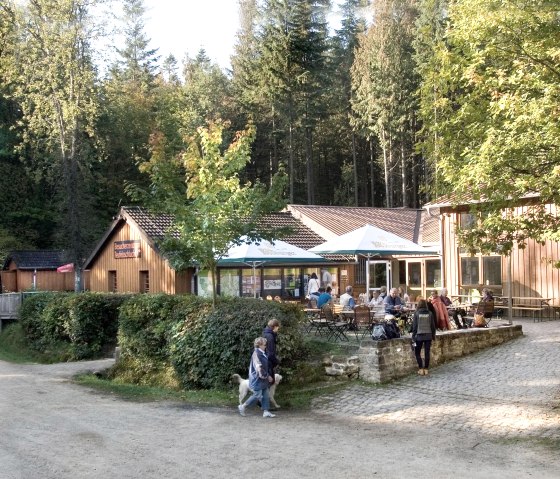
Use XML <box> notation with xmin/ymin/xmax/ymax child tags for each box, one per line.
<box><xmin>384</xmin><ymin>320</ymin><xmax>401</xmax><ymax>339</ymax></box>
<box><xmin>371</xmin><ymin>324</ymin><xmax>388</xmax><ymax>341</ymax></box>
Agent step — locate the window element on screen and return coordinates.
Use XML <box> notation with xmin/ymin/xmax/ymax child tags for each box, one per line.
<box><xmin>483</xmin><ymin>256</ymin><xmax>502</xmax><ymax>286</ymax></box>
<box><xmin>108</xmin><ymin>270</ymin><xmax>117</xmax><ymax>293</ymax></box>
<box><xmin>426</xmin><ymin>260</ymin><xmax>441</xmax><ymax>289</ymax></box>
<box><xmin>241</xmin><ymin>269</ymin><xmax>260</xmax><ymax>297</ymax></box>
<box><xmin>139</xmin><ymin>270</ymin><xmax>149</xmax><ymax>293</ymax></box>
<box><xmin>219</xmin><ymin>269</ymin><xmax>240</xmax><ymax>297</ymax></box>
<box><xmin>461</xmin><ymin>257</ymin><xmax>479</xmax><ymax>286</ymax></box>
<box><xmin>460</xmin><ymin>255</ymin><xmax>502</xmax><ymax>294</ymax></box>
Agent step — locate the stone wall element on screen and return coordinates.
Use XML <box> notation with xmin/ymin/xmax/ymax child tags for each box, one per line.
<box><xmin>347</xmin><ymin>325</ymin><xmax>523</xmax><ymax>383</ymax></box>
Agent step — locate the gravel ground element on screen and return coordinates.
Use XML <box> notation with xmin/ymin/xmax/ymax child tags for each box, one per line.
<box><xmin>0</xmin><ymin>318</ymin><xmax>559</xmax><ymax>478</ymax></box>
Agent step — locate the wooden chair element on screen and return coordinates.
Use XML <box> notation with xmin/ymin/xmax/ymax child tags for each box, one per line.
<box><xmin>353</xmin><ymin>305</ymin><xmax>372</xmax><ymax>340</ymax></box>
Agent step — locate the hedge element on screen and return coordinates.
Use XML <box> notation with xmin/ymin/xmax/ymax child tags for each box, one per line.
<box><xmin>18</xmin><ymin>292</ymin><xmax>128</xmax><ymax>360</ymax></box>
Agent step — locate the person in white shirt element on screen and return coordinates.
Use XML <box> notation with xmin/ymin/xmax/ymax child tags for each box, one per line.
<box><xmin>339</xmin><ymin>285</ymin><xmax>356</xmax><ymax>310</ymax></box>
<box><xmin>306</xmin><ymin>272</ymin><xmax>320</xmax><ymax>298</ymax></box>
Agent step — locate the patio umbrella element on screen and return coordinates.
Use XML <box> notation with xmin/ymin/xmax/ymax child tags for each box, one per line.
<box><xmin>309</xmin><ymin>224</ymin><xmax>439</xmax><ymax>294</ymax></box>
<box><xmin>218</xmin><ymin>237</ymin><xmax>325</xmax><ymax>298</ymax></box>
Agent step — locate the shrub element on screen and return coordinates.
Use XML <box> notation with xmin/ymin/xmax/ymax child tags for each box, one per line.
<box><xmin>64</xmin><ymin>293</ymin><xmax>128</xmax><ymax>359</ymax></box>
<box><xmin>170</xmin><ymin>297</ymin><xmax>307</xmax><ymax>389</ymax></box>
<box><xmin>17</xmin><ymin>291</ymin><xmax>127</xmax><ymax>361</ymax></box>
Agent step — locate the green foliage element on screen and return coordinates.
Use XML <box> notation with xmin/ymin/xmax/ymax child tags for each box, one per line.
<box><xmin>117</xmin><ymin>293</ymin><xmax>187</xmax><ymax>364</ymax></box>
<box><xmin>419</xmin><ymin>0</ymin><xmax>560</xmax><ymax>252</ymax></box>
<box><xmin>170</xmin><ymin>297</ymin><xmax>306</xmax><ymax>389</ymax></box>
<box><xmin>17</xmin><ymin>292</ymin><xmax>126</xmax><ymax>361</ymax></box>
<box><xmin>137</xmin><ymin>120</ymin><xmax>287</xmax><ymax>305</ymax></box>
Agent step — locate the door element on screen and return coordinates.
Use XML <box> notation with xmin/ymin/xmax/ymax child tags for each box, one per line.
<box><xmin>369</xmin><ymin>261</ymin><xmax>390</xmax><ymax>294</ymax></box>
<box><xmin>407</xmin><ymin>261</ymin><xmax>422</xmax><ymax>301</ymax></box>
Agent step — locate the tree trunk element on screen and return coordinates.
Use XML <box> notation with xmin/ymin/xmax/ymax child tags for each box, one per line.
<box><xmin>306</xmin><ymin>125</ymin><xmax>314</xmax><ymax>204</ymax></box>
<box><xmin>352</xmin><ymin>131</ymin><xmax>358</xmax><ymax>206</ymax></box>
<box><xmin>370</xmin><ymin>138</ymin><xmax>375</xmax><ymax>206</ymax></box>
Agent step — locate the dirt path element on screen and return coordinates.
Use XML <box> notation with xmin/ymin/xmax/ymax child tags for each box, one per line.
<box><xmin>0</xmin><ymin>347</ymin><xmax>558</xmax><ymax>479</ymax></box>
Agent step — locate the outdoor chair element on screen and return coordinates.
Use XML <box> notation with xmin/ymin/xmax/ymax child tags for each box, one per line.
<box><xmin>309</xmin><ymin>304</ymin><xmax>334</xmax><ymax>337</ymax></box>
<box><xmin>322</xmin><ymin>304</ymin><xmax>349</xmax><ymax>342</ymax></box>
<box><xmin>352</xmin><ymin>304</ymin><xmax>372</xmax><ymax>340</ymax></box>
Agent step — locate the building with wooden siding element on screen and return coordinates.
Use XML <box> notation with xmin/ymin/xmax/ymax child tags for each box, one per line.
<box><xmin>83</xmin><ymin>207</ymin><xmax>192</xmax><ymax>294</ymax></box>
<box><xmin>84</xmin><ymin>205</ymin><xmax>441</xmax><ymax>299</ymax></box>
<box><xmin>424</xmin><ymin>198</ymin><xmax>560</xmax><ymax>306</ymax></box>
<box><xmin>1</xmin><ymin>250</ymin><xmax>74</xmax><ymax>292</ymax></box>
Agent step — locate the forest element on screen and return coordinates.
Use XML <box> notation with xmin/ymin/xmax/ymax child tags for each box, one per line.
<box><xmin>0</xmin><ymin>0</ymin><xmax>558</xmax><ymax>266</ymax></box>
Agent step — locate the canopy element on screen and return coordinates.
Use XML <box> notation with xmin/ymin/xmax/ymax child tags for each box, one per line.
<box><xmin>309</xmin><ymin>224</ymin><xmax>438</xmax><ymax>293</ymax></box>
<box><xmin>218</xmin><ymin>237</ymin><xmax>325</xmax><ymax>298</ymax></box>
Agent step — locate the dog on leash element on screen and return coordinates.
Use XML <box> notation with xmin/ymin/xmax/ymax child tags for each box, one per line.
<box><xmin>231</xmin><ymin>373</ymin><xmax>282</xmax><ymax>409</ymax></box>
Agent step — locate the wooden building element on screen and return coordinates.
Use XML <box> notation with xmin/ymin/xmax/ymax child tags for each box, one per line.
<box><xmin>424</xmin><ymin>198</ymin><xmax>560</xmax><ymax>306</ymax></box>
<box><xmin>1</xmin><ymin>250</ymin><xmax>74</xmax><ymax>292</ymax></box>
<box><xmin>84</xmin><ymin>205</ymin><xmax>440</xmax><ymax>300</ymax></box>
<box><xmin>83</xmin><ymin>207</ymin><xmax>192</xmax><ymax>294</ymax></box>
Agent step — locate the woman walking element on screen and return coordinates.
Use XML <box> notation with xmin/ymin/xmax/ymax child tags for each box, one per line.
<box><xmin>238</xmin><ymin>337</ymin><xmax>276</xmax><ymax>418</ymax></box>
<box><xmin>412</xmin><ymin>298</ymin><xmax>436</xmax><ymax>376</ymax></box>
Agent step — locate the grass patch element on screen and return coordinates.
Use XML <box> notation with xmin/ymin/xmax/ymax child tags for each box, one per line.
<box><xmin>75</xmin><ymin>371</ymin><xmax>352</xmax><ymax>410</ymax></box>
<box><xmin>0</xmin><ymin>322</ymin><xmax>70</xmax><ymax>364</ymax></box>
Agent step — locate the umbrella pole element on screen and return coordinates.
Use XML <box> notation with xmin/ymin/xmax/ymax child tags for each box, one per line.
<box><xmin>366</xmin><ymin>255</ymin><xmax>370</xmax><ymax>301</ymax></box>
<box><xmin>253</xmin><ymin>262</ymin><xmax>257</xmax><ymax>299</ymax></box>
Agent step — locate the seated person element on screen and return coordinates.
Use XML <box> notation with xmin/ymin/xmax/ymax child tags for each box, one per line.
<box><xmin>339</xmin><ymin>285</ymin><xmax>356</xmax><ymax>310</ymax></box>
<box><xmin>439</xmin><ymin>287</ymin><xmax>466</xmax><ymax>329</ymax></box>
<box><xmin>473</xmin><ymin>288</ymin><xmax>494</xmax><ymax>327</ymax></box>
<box><xmin>428</xmin><ymin>289</ymin><xmax>451</xmax><ymax>330</ymax></box>
<box><xmin>384</xmin><ymin>287</ymin><xmax>405</xmax><ymax>316</ymax></box>
<box><xmin>368</xmin><ymin>291</ymin><xmax>380</xmax><ymax>307</ymax></box>
<box><xmin>376</xmin><ymin>286</ymin><xmax>388</xmax><ymax>305</ymax></box>
<box><xmin>317</xmin><ymin>286</ymin><xmax>333</xmax><ymax>308</ymax></box>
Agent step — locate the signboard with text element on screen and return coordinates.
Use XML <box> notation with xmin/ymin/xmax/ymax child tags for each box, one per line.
<box><xmin>114</xmin><ymin>240</ymin><xmax>141</xmax><ymax>259</ymax></box>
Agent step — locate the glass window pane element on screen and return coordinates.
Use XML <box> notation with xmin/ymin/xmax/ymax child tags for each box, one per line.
<box><xmin>483</xmin><ymin>256</ymin><xmax>502</xmax><ymax>286</ymax></box>
<box><xmin>461</xmin><ymin>257</ymin><xmax>479</xmax><ymax>286</ymax></box>
<box><xmin>284</xmin><ymin>268</ymin><xmax>302</xmax><ymax>299</ymax></box>
<box><xmin>219</xmin><ymin>269</ymin><xmax>240</xmax><ymax>297</ymax></box>
<box><xmin>197</xmin><ymin>269</ymin><xmax>214</xmax><ymax>298</ymax></box>
<box><xmin>426</xmin><ymin>260</ymin><xmax>441</xmax><ymax>289</ymax></box>
<box><xmin>262</xmin><ymin>268</ymin><xmax>282</xmax><ymax>298</ymax></box>
<box><xmin>241</xmin><ymin>269</ymin><xmax>261</xmax><ymax>298</ymax></box>
<box><xmin>408</xmin><ymin>263</ymin><xmax>421</xmax><ymax>287</ymax></box>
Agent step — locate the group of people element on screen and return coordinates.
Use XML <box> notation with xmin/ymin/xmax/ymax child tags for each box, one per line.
<box><xmin>238</xmin><ymin>319</ymin><xmax>281</xmax><ymax>419</ymax></box>
<box><xmin>412</xmin><ymin>287</ymin><xmax>495</xmax><ymax>375</ymax></box>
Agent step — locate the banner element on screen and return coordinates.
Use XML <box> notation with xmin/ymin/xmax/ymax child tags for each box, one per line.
<box><xmin>56</xmin><ymin>263</ymin><xmax>74</xmax><ymax>273</ymax></box>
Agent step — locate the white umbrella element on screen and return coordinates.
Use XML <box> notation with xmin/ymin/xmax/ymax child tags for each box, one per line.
<box><xmin>218</xmin><ymin>237</ymin><xmax>325</xmax><ymax>297</ymax></box>
<box><xmin>309</xmin><ymin>224</ymin><xmax>438</xmax><ymax>294</ymax></box>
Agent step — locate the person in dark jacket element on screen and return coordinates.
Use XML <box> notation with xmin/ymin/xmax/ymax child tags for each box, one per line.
<box><xmin>411</xmin><ymin>298</ymin><xmax>436</xmax><ymax>376</ymax></box>
<box><xmin>238</xmin><ymin>337</ymin><xmax>276</xmax><ymax>418</ymax></box>
<box><xmin>263</xmin><ymin>319</ymin><xmax>280</xmax><ymax>383</ymax></box>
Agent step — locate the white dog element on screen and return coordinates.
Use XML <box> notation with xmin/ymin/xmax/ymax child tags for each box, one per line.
<box><xmin>232</xmin><ymin>373</ymin><xmax>282</xmax><ymax>409</ymax></box>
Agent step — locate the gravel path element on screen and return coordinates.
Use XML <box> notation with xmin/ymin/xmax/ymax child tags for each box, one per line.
<box><xmin>0</xmin><ymin>318</ymin><xmax>559</xmax><ymax>478</ymax></box>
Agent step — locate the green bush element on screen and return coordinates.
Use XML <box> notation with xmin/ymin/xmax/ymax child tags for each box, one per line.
<box><xmin>17</xmin><ymin>291</ymin><xmax>127</xmax><ymax>361</ymax></box>
<box><xmin>18</xmin><ymin>292</ymin><xmax>69</xmax><ymax>353</ymax></box>
<box><xmin>64</xmin><ymin>293</ymin><xmax>127</xmax><ymax>359</ymax></box>
<box><xmin>170</xmin><ymin>297</ymin><xmax>307</xmax><ymax>389</ymax></box>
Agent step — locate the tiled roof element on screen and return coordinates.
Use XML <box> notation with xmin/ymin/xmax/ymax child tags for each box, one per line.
<box><xmin>424</xmin><ymin>191</ymin><xmax>541</xmax><ymax>209</ymax></box>
<box><xmin>287</xmin><ymin>205</ymin><xmax>425</xmax><ymax>244</ymax></box>
<box><xmin>259</xmin><ymin>212</ymin><xmax>325</xmax><ymax>250</ymax></box>
<box><xmin>419</xmin><ymin>211</ymin><xmax>440</xmax><ymax>244</ymax></box>
<box><xmin>3</xmin><ymin>250</ymin><xmax>68</xmax><ymax>270</ymax></box>
<box><xmin>123</xmin><ymin>206</ymin><xmax>176</xmax><ymax>240</ymax></box>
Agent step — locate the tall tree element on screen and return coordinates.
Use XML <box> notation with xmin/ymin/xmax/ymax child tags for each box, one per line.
<box><xmin>352</xmin><ymin>0</ymin><xmax>421</xmax><ymax>207</ymax></box>
<box><xmin>97</xmin><ymin>0</ymin><xmax>160</xmax><ymax>217</ymax></box>
<box><xmin>421</xmin><ymin>0</ymin><xmax>560</xmax><ymax>254</ymax></box>
<box><xmin>5</xmin><ymin>0</ymin><xmax>102</xmax><ymax>287</ymax></box>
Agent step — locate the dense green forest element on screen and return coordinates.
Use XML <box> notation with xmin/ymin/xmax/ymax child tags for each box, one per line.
<box><xmin>0</xmin><ymin>0</ymin><xmax>558</xmax><ymax>265</ymax></box>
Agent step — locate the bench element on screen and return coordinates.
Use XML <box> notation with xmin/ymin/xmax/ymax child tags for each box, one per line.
<box><xmin>510</xmin><ymin>305</ymin><xmax>546</xmax><ymax>322</ymax></box>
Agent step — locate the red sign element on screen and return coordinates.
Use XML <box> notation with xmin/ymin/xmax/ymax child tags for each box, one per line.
<box><xmin>114</xmin><ymin>240</ymin><xmax>141</xmax><ymax>259</ymax></box>
<box><xmin>57</xmin><ymin>263</ymin><xmax>74</xmax><ymax>273</ymax></box>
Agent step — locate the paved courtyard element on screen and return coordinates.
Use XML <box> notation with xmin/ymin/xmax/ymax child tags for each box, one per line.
<box><xmin>313</xmin><ymin>318</ymin><xmax>560</xmax><ymax>440</ymax></box>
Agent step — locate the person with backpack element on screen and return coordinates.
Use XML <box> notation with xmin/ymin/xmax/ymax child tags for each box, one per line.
<box><xmin>411</xmin><ymin>297</ymin><xmax>436</xmax><ymax>376</ymax></box>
